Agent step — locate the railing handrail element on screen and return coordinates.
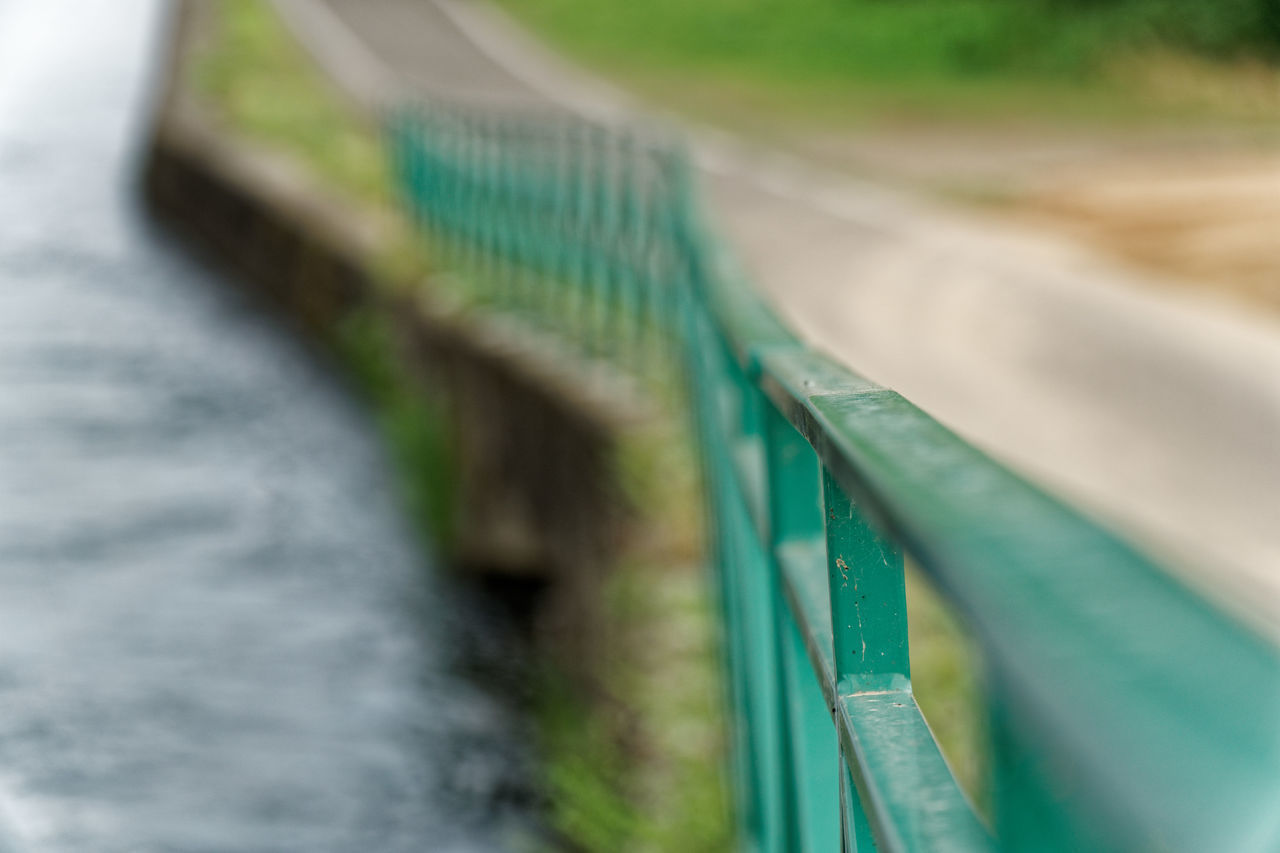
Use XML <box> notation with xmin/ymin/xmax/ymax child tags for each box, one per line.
<box><xmin>680</xmin><ymin>164</ymin><xmax>1280</xmax><ymax>849</ymax></box>
<box><xmin>390</xmin><ymin>101</ymin><xmax>1280</xmax><ymax>852</ymax></box>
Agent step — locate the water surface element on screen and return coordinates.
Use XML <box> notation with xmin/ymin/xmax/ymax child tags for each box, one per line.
<box><xmin>0</xmin><ymin>2</ymin><xmax>532</xmax><ymax>849</ymax></box>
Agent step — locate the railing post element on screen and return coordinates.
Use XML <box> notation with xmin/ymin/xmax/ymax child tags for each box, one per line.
<box><xmin>840</xmin><ymin>761</ymin><xmax>879</xmax><ymax>853</ymax></box>
<box><xmin>721</xmin><ymin>374</ymin><xmax>787</xmax><ymax>853</ymax></box>
<box><xmin>764</xmin><ymin>402</ymin><xmax>840</xmax><ymax>852</ymax></box>
<box><xmin>822</xmin><ymin>468</ymin><xmax>909</xmax><ymax>851</ymax></box>
<box><xmin>822</xmin><ymin>469</ymin><xmax>909</xmax><ymax>688</ymax></box>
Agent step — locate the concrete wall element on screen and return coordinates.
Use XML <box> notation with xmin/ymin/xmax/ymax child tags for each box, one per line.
<box><xmin>142</xmin><ymin>89</ymin><xmax>634</xmax><ymax>673</ymax></box>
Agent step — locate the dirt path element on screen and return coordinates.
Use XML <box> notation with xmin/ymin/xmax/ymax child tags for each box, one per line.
<box><xmin>1021</xmin><ymin>152</ymin><xmax>1280</xmax><ymax>310</ymax></box>
<box><xmin>283</xmin><ymin>0</ymin><xmax>1280</xmax><ymax>635</ymax></box>
<box><xmin>712</xmin><ymin>113</ymin><xmax>1280</xmax><ymax>311</ymax></box>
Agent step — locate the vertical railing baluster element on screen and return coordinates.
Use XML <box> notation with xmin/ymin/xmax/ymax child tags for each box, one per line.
<box><xmin>719</xmin><ymin>371</ymin><xmax>784</xmax><ymax>853</ymax></box>
<box><xmin>840</xmin><ymin>760</ymin><xmax>879</xmax><ymax>852</ymax></box>
<box><xmin>822</xmin><ymin>469</ymin><xmax>909</xmax><ymax>686</ymax></box>
<box><xmin>585</xmin><ymin>124</ymin><xmax>607</xmax><ymax>357</ymax></box>
<box><xmin>764</xmin><ymin>401</ymin><xmax>841</xmax><ymax>851</ymax></box>
<box><xmin>480</xmin><ymin>109</ymin><xmax>501</xmax><ymax>302</ymax></box>
<box><xmin>823</xmin><ymin>467</ymin><xmax>908</xmax><ymax>849</ymax></box>
<box><xmin>612</xmin><ymin>130</ymin><xmax>636</xmax><ymax>369</ymax></box>
<box><xmin>494</xmin><ymin>114</ymin><xmax>516</xmax><ymax>308</ymax></box>
<box><xmin>681</xmin><ymin>306</ymin><xmax>752</xmax><ymax>850</ymax></box>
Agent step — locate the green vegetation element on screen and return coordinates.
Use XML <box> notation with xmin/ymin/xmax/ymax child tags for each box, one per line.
<box><xmin>905</xmin><ymin>566</ymin><xmax>989</xmax><ymax>814</ymax></box>
<box><xmin>539</xmin><ymin>557</ymin><xmax>732</xmax><ymax>852</ymax></box>
<box><xmin>192</xmin><ymin>0</ymin><xmax>435</xmax><ymax>285</ymax></box>
<box><xmin>192</xmin><ymin>0</ymin><xmax>452</xmax><ymax>540</ymax></box>
<box><xmin>496</xmin><ymin>0</ymin><xmax>1280</xmax><ymax>118</ymax></box>
<box><xmin>534</xmin><ymin>404</ymin><xmax>732</xmax><ymax>852</ymax></box>
<box><xmin>335</xmin><ymin>311</ymin><xmax>461</xmax><ymax>548</ymax></box>
<box><xmin>193</xmin><ymin>0</ymin><xmax>389</xmax><ymax>205</ymax></box>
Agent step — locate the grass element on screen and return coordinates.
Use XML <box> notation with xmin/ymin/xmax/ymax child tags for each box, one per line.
<box><xmin>494</xmin><ymin>0</ymin><xmax>1280</xmax><ymax>123</ymax></box>
<box><xmin>191</xmin><ymin>0</ymin><xmax>436</xmax><ymax>287</ymax></box>
<box><xmin>192</xmin><ymin>0</ymin><xmax>389</xmax><ymax>206</ymax></box>
<box><xmin>535</xmin><ymin>403</ymin><xmax>732</xmax><ymax>853</ymax></box>
<box><xmin>190</xmin><ymin>0</ymin><xmax>453</xmax><ymax>540</ymax></box>
<box><xmin>538</xmin><ymin>558</ymin><xmax>733</xmax><ymax>852</ymax></box>
<box><xmin>334</xmin><ymin>310</ymin><xmax>461</xmax><ymax>549</ymax></box>
<box><xmin>905</xmin><ymin>565</ymin><xmax>989</xmax><ymax>815</ymax></box>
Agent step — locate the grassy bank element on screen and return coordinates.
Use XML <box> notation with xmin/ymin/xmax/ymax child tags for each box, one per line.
<box><xmin>190</xmin><ymin>0</ymin><xmax>389</xmax><ymax>205</ymax></box>
<box><xmin>495</xmin><ymin>0</ymin><xmax>1280</xmax><ymax>121</ymax></box>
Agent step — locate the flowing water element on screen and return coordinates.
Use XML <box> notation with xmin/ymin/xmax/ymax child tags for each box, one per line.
<box><xmin>0</xmin><ymin>1</ymin><xmax>534</xmax><ymax>849</ymax></box>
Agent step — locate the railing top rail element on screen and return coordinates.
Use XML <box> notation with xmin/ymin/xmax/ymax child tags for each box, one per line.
<box><xmin>760</xmin><ymin>342</ymin><xmax>1277</xmax><ymax>846</ymax></box>
<box><xmin>674</xmin><ymin>159</ymin><xmax>1280</xmax><ymax>851</ymax></box>
<box><xmin>391</xmin><ymin>101</ymin><xmax>1280</xmax><ymax>851</ymax></box>
<box><xmin>702</xmin><ymin>249</ymin><xmax>1278</xmax><ymax>853</ymax></box>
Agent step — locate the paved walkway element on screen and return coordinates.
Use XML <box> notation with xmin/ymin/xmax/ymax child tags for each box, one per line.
<box><xmin>284</xmin><ymin>0</ymin><xmax>1280</xmax><ymax>634</ymax></box>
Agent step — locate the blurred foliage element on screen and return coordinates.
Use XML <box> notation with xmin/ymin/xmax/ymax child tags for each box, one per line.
<box><xmin>904</xmin><ymin>564</ymin><xmax>990</xmax><ymax>816</ymax></box>
<box><xmin>538</xmin><ymin>561</ymin><xmax>733</xmax><ymax>852</ymax></box>
<box><xmin>194</xmin><ymin>0</ymin><xmax>437</xmax><ymax>287</ymax></box>
<box><xmin>497</xmin><ymin>0</ymin><xmax>1280</xmax><ymax>118</ymax></box>
<box><xmin>540</xmin><ymin>408</ymin><xmax>732</xmax><ymax>852</ymax></box>
<box><xmin>192</xmin><ymin>0</ymin><xmax>389</xmax><ymax>205</ymax></box>
<box><xmin>192</xmin><ymin>0</ymin><xmax>455</xmax><ymax>544</ymax></box>
<box><xmin>335</xmin><ymin>311</ymin><xmax>461</xmax><ymax>551</ymax></box>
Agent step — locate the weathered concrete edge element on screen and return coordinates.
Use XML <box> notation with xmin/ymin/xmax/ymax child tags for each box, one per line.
<box><xmin>139</xmin><ymin>7</ymin><xmax>640</xmax><ymax>622</ymax></box>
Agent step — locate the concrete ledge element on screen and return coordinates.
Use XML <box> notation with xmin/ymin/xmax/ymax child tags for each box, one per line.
<box><xmin>142</xmin><ymin>53</ymin><xmax>638</xmax><ymax>673</ymax></box>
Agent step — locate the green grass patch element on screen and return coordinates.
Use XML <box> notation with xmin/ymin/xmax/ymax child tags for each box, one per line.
<box><xmin>495</xmin><ymin>0</ymin><xmax>1280</xmax><ymax>121</ymax></box>
<box><xmin>334</xmin><ymin>311</ymin><xmax>461</xmax><ymax>549</ymax></box>
<box><xmin>192</xmin><ymin>0</ymin><xmax>390</xmax><ymax>206</ymax></box>
<box><xmin>189</xmin><ymin>0</ymin><xmax>455</xmax><ymax>543</ymax></box>
<box><xmin>905</xmin><ymin>563</ymin><xmax>990</xmax><ymax>815</ymax></box>
<box><xmin>537</xmin><ymin>409</ymin><xmax>731</xmax><ymax>852</ymax></box>
<box><xmin>538</xmin><ymin>556</ymin><xmax>732</xmax><ymax>852</ymax></box>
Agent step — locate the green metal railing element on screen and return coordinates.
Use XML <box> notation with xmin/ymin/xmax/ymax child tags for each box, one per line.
<box><xmin>390</xmin><ymin>100</ymin><xmax>1280</xmax><ymax>853</ymax></box>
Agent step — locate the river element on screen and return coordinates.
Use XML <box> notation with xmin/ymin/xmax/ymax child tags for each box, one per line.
<box><xmin>0</xmin><ymin>1</ymin><xmax>534</xmax><ymax>849</ymax></box>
